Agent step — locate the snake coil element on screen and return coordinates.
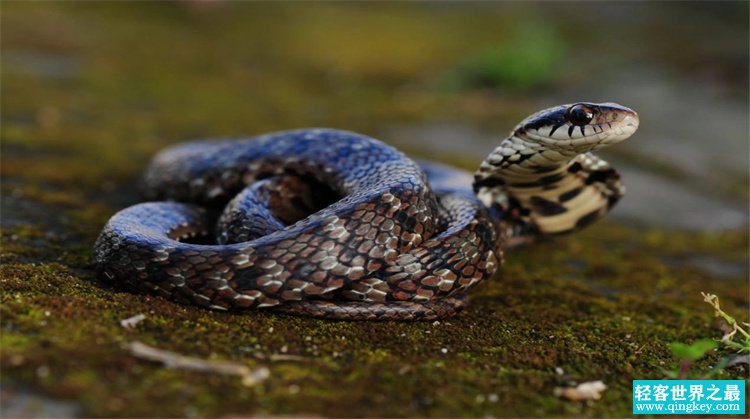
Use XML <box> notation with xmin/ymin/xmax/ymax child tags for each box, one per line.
<box><xmin>94</xmin><ymin>102</ymin><xmax>639</xmax><ymax>320</ymax></box>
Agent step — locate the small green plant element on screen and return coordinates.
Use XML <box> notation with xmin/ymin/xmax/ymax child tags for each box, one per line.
<box><xmin>666</xmin><ymin>339</ymin><xmax>717</xmax><ymax>379</ymax></box>
<box><xmin>701</xmin><ymin>292</ymin><xmax>750</xmax><ymax>354</ymax></box>
<box><xmin>666</xmin><ymin>292</ymin><xmax>749</xmax><ymax>378</ymax></box>
<box><xmin>665</xmin><ymin>292</ymin><xmax>750</xmax><ymax>379</ymax></box>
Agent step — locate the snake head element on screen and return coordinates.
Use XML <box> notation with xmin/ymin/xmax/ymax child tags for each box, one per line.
<box><xmin>514</xmin><ymin>102</ymin><xmax>639</xmax><ymax>154</ymax></box>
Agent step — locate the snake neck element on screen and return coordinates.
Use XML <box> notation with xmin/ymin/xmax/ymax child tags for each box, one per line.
<box><xmin>473</xmin><ymin>135</ymin><xmax>624</xmax><ymax>245</ymax></box>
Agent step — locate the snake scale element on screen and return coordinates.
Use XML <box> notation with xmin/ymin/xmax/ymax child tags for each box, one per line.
<box><xmin>94</xmin><ymin>102</ymin><xmax>639</xmax><ymax>320</ymax></box>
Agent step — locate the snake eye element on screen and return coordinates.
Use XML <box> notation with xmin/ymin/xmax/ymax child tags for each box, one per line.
<box><xmin>566</xmin><ymin>104</ymin><xmax>594</xmax><ymax>126</ymax></box>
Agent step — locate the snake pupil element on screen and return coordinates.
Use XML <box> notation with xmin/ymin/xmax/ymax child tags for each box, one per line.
<box><xmin>566</xmin><ymin>104</ymin><xmax>594</xmax><ymax>126</ymax></box>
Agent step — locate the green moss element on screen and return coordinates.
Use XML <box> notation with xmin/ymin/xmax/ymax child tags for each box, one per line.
<box><xmin>1</xmin><ymin>223</ymin><xmax>746</xmax><ymax>417</ymax></box>
<box><xmin>0</xmin><ymin>332</ymin><xmax>33</xmax><ymax>349</ymax></box>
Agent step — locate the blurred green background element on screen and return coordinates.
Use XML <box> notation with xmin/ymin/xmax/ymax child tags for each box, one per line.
<box><xmin>3</xmin><ymin>1</ymin><xmax>747</xmax><ymax>230</ymax></box>
<box><xmin>2</xmin><ymin>2</ymin><xmax>748</xmax><ymax>417</ymax></box>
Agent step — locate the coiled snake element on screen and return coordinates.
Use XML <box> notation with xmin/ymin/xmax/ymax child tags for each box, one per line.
<box><xmin>94</xmin><ymin>102</ymin><xmax>639</xmax><ymax>320</ymax></box>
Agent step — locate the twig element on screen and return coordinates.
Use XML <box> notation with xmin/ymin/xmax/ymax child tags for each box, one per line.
<box><xmin>126</xmin><ymin>341</ymin><xmax>270</xmax><ymax>386</ymax></box>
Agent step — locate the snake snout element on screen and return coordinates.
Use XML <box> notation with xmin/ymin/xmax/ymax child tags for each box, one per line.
<box><xmin>619</xmin><ymin>112</ymin><xmax>639</xmax><ymax>137</ymax></box>
<box><xmin>595</xmin><ymin>103</ymin><xmax>639</xmax><ymax>146</ymax></box>
<box><xmin>621</xmin><ymin>111</ymin><xmax>639</xmax><ymax>131</ymax></box>
<box><xmin>599</xmin><ymin>102</ymin><xmax>638</xmax><ymax>123</ymax></box>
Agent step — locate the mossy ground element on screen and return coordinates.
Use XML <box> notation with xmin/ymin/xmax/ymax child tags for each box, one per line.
<box><xmin>2</xmin><ymin>2</ymin><xmax>748</xmax><ymax>417</ymax></box>
<box><xmin>2</xmin><ymin>225</ymin><xmax>747</xmax><ymax>417</ymax></box>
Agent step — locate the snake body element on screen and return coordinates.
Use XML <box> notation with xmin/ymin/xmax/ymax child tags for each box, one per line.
<box><xmin>94</xmin><ymin>102</ymin><xmax>639</xmax><ymax>320</ymax></box>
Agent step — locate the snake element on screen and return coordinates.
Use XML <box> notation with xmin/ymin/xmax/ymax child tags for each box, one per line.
<box><xmin>94</xmin><ymin>102</ymin><xmax>639</xmax><ymax>320</ymax></box>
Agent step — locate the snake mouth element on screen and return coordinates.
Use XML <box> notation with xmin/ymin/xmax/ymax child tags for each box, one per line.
<box><xmin>515</xmin><ymin>102</ymin><xmax>639</xmax><ymax>154</ymax></box>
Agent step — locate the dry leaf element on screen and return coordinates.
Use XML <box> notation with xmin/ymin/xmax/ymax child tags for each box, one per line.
<box><xmin>554</xmin><ymin>380</ymin><xmax>607</xmax><ymax>401</ymax></box>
